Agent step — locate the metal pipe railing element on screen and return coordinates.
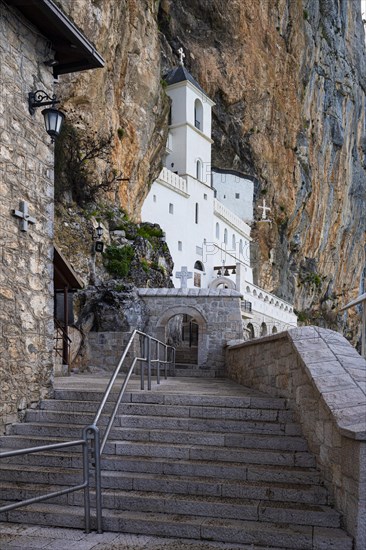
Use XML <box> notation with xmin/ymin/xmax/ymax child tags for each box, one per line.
<box><xmin>0</xmin><ymin>329</ymin><xmax>175</xmax><ymax>535</ymax></box>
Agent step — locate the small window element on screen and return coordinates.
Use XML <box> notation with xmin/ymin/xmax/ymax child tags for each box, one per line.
<box><xmin>204</xmin><ymin>193</ymin><xmax>207</xmax><ymax>200</ymax></box>
<box><xmin>232</xmin><ymin>234</ymin><xmax>236</xmax><ymax>250</ymax></box>
<box><xmin>194</xmin><ymin>98</ymin><xmax>203</xmax><ymax>130</ymax></box>
<box><xmin>216</xmin><ymin>222</ymin><xmax>220</xmax><ymax>239</ymax></box>
<box><xmin>196</xmin><ymin>159</ymin><xmax>203</xmax><ymax>181</ymax></box>
<box><xmin>178</xmin><ymin>241</ymin><xmax>182</xmax><ymax>251</ymax></box>
<box><xmin>223</xmin><ymin>195</ymin><xmax>226</xmax><ymax>199</ymax></box>
<box><xmin>224</xmin><ymin>228</ymin><xmax>228</xmax><ymax>244</ymax></box>
<box><xmin>194</xmin><ymin>260</ymin><xmax>204</xmax><ymax>271</ymax></box>
<box><xmin>235</xmin><ymin>193</ymin><xmax>240</xmax><ymax>199</ymax></box>
<box><xmin>153</xmin><ymin>195</ymin><xmax>157</xmax><ymax>203</ymax></box>
<box><xmin>195</xmin><ymin>202</ymin><xmax>199</xmax><ymax>224</ymax></box>
<box><xmin>169</xmin><ymin>203</ymin><xmax>174</xmax><ymax>214</ymax></box>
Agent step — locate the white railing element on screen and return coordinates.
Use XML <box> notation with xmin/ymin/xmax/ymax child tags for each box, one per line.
<box><xmin>214</xmin><ymin>199</ymin><xmax>251</xmax><ymax>237</ymax></box>
<box><xmin>243</xmin><ymin>281</ymin><xmax>296</xmax><ymax>320</ymax></box>
<box><xmin>158</xmin><ymin>167</ymin><xmax>188</xmax><ymax>194</ymax></box>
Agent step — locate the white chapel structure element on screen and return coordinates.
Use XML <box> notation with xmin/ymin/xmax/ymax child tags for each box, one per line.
<box><xmin>142</xmin><ymin>57</ymin><xmax>297</xmax><ymax>337</ymax></box>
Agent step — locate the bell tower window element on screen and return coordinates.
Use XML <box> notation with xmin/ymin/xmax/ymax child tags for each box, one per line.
<box><xmin>194</xmin><ymin>98</ymin><xmax>203</xmax><ymax>131</ymax></box>
<box><xmin>196</xmin><ymin>159</ymin><xmax>203</xmax><ymax>181</ymax></box>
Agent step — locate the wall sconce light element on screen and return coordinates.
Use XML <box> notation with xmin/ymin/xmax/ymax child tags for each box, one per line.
<box><xmin>94</xmin><ymin>223</ymin><xmax>104</xmax><ymax>253</ymax></box>
<box><xmin>96</xmin><ymin>223</ymin><xmax>104</xmax><ymax>240</ymax></box>
<box><xmin>28</xmin><ymin>90</ymin><xmax>65</xmax><ymax>142</ymax></box>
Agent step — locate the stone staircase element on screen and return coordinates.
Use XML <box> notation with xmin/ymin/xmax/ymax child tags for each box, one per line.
<box><xmin>0</xmin><ymin>376</ymin><xmax>353</xmax><ymax>549</ymax></box>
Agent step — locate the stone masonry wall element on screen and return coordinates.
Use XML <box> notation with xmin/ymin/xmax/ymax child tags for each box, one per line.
<box><xmin>225</xmin><ymin>327</ymin><xmax>366</xmax><ymax>550</ymax></box>
<box><xmin>139</xmin><ymin>288</ymin><xmax>244</xmax><ymax>377</ymax></box>
<box><xmin>0</xmin><ymin>2</ymin><xmax>55</xmax><ymax>434</ymax></box>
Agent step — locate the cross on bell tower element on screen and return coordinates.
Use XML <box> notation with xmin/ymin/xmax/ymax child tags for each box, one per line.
<box><xmin>177</xmin><ymin>47</ymin><xmax>185</xmax><ymax>66</ymax></box>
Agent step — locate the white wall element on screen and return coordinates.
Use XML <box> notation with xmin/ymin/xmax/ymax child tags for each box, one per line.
<box><xmin>212</xmin><ymin>170</ymin><xmax>254</xmax><ymax>221</ymax></box>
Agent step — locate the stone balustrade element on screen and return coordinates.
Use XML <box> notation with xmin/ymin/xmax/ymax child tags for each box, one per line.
<box><xmin>225</xmin><ymin>326</ymin><xmax>366</xmax><ymax>550</ymax></box>
<box><xmin>214</xmin><ymin>199</ymin><xmax>251</xmax><ymax>237</ymax></box>
<box><xmin>158</xmin><ymin>167</ymin><xmax>188</xmax><ymax>194</ymax></box>
<box><xmin>243</xmin><ymin>282</ymin><xmax>298</xmax><ymax>326</ymax></box>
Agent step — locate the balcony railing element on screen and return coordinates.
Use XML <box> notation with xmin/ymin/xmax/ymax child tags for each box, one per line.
<box><xmin>158</xmin><ymin>167</ymin><xmax>188</xmax><ymax>194</ymax></box>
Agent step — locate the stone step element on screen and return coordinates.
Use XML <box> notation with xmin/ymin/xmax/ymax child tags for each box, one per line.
<box><xmin>51</xmin><ymin>391</ymin><xmax>288</xmax><ymax>410</ymax></box>
<box><xmin>0</xmin><ymin>483</ymin><xmax>340</xmax><ymax>528</ymax></box>
<box><xmin>19</xmin><ymin>412</ymin><xmax>303</xmax><ymax>436</ymax></box>
<box><xmin>0</xmin><ymin>503</ymin><xmax>352</xmax><ymax>549</ymax></box>
<box><xmin>0</xmin><ymin>464</ymin><xmax>327</xmax><ymax>504</ymax></box>
<box><xmin>0</xmin><ymin>435</ymin><xmax>315</xmax><ymax>467</ymax></box>
<box><xmin>110</xmin><ymin>440</ymin><xmax>316</xmax><ymax>467</ymax></box>
<box><xmin>0</xmin><ymin>451</ymin><xmax>322</xmax><ymax>487</ymax></box>
<box><xmin>11</xmin><ymin>423</ymin><xmax>308</xmax><ymax>451</ymax></box>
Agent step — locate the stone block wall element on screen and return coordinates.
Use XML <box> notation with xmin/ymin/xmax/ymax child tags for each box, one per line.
<box><xmin>0</xmin><ymin>2</ymin><xmax>55</xmax><ymax>433</ymax></box>
<box><xmin>225</xmin><ymin>327</ymin><xmax>366</xmax><ymax>550</ymax></box>
<box><xmin>139</xmin><ymin>288</ymin><xmax>244</xmax><ymax>377</ymax></box>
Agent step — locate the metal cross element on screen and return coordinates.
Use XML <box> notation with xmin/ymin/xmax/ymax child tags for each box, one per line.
<box><xmin>258</xmin><ymin>199</ymin><xmax>271</xmax><ymax>220</ymax></box>
<box><xmin>176</xmin><ymin>266</ymin><xmax>193</xmax><ymax>288</ymax></box>
<box><xmin>12</xmin><ymin>201</ymin><xmax>36</xmax><ymax>232</ymax></box>
<box><xmin>177</xmin><ymin>47</ymin><xmax>185</xmax><ymax>66</ymax></box>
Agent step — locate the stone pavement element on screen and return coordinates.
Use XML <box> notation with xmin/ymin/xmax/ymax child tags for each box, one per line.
<box><xmin>0</xmin><ymin>522</ymin><xmax>268</xmax><ymax>550</ymax></box>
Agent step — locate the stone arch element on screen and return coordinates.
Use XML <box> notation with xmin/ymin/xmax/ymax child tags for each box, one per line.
<box><xmin>272</xmin><ymin>326</ymin><xmax>278</xmax><ymax>334</ymax></box>
<box><xmin>194</xmin><ymin>260</ymin><xmax>204</xmax><ymax>271</ymax></box>
<box><xmin>209</xmin><ymin>277</ymin><xmax>236</xmax><ymax>290</ymax></box>
<box><xmin>155</xmin><ymin>305</ymin><xmax>208</xmax><ymax>366</ymax></box>
<box><xmin>246</xmin><ymin>286</ymin><xmax>251</xmax><ymax>293</ymax></box>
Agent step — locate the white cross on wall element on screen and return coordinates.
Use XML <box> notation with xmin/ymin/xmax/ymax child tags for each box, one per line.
<box><xmin>177</xmin><ymin>47</ymin><xmax>185</xmax><ymax>66</ymax></box>
<box><xmin>258</xmin><ymin>199</ymin><xmax>271</xmax><ymax>220</ymax></box>
<box><xmin>176</xmin><ymin>266</ymin><xmax>193</xmax><ymax>288</ymax></box>
<box><xmin>12</xmin><ymin>201</ymin><xmax>36</xmax><ymax>232</ymax></box>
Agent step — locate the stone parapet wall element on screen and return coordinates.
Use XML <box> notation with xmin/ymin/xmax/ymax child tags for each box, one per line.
<box><xmin>0</xmin><ymin>2</ymin><xmax>55</xmax><ymax>433</ymax></box>
<box><xmin>225</xmin><ymin>327</ymin><xmax>366</xmax><ymax>550</ymax></box>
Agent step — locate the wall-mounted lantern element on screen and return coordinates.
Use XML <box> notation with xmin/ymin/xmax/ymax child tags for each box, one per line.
<box><xmin>28</xmin><ymin>90</ymin><xmax>65</xmax><ymax>142</ymax></box>
<box><xmin>94</xmin><ymin>223</ymin><xmax>104</xmax><ymax>253</ymax></box>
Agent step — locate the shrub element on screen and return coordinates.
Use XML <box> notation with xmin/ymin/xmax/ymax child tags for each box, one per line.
<box><xmin>103</xmin><ymin>245</ymin><xmax>134</xmax><ymax>278</ymax></box>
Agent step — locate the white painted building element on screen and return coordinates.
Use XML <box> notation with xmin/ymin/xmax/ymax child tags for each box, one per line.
<box><xmin>142</xmin><ymin>62</ymin><xmax>297</xmax><ymax>336</ymax></box>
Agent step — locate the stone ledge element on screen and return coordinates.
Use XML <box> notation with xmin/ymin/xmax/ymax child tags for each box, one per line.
<box><xmin>227</xmin><ymin>327</ymin><xmax>366</xmax><ymax>440</ymax></box>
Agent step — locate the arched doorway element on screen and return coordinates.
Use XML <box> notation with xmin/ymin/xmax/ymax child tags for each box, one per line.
<box><xmin>260</xmin><ymin>322</ymin><xmax>268</xmax><ymax>337</ymax></box>
<box><xmin>167</xmin><ymin>314</ymin><xmax>198</xmax><ymax>365</ymax></box>
<box><xmin>155</xmin><ymin>305</ymin><xmax>208</xmax><ymax>367</ymax></box>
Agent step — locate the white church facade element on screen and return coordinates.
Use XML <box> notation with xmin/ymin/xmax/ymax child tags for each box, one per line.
<box><xmin>142</xmin><ymin>59</ymin><xmax>297</xmax><ymax>337</ymax></box>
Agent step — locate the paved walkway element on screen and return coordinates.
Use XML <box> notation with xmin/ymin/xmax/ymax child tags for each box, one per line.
<box><xmin>0</xmin><ymin>522</ymin><xmax>272</xmax><ymax>550</ymax></box>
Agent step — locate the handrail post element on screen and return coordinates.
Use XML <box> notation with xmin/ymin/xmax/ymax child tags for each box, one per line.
<box><xmin>147</xmin><ymin>336</ymin><xmax>152</xmax><ymax>391</ymax></box>
<box><xmin>141</xmin><ymin>334</ymin><xmax>146</xmax><ymax>390</ymax></box>
<box><xmin>93</xmin><ymin>427</ymin><xmax>103</xmax><ymax>534</ymax></box>
<box><xmin>82</xmin><ymin>431</ymin><xmax>91</xmax><ymax>534</ymax></box>
<box><xmin>157</xmin><ymin>341</ymin><xmax>160</xmax><ymax>385</ymax></box>
<box><xmin>164</xmin><ymin>345</ymin><xmax>168</xmax><ymax>380</ymax></box>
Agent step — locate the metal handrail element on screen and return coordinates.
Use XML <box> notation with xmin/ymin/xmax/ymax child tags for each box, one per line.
<box><xmin>0</xmin><ymin>330</ymin><xmax>175</xmax><ymax>535</ymax></box>
<box><xmin>0</xmin><ymin>428</ymin><xmax>99</xmax><ymax>533</ymax></box>
<box><xmin>85</xmin><ymin>329</ymin><xmax>175</xmax><ymax>532</ymax></box>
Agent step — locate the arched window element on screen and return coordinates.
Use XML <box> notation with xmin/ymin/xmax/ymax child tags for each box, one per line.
<box><xmin>260</xmin><ymin>322</ymin><xmax>268</xmax><ymax>337</ymax></box>
<box><xmin>194</xmin><ymin>260</ymin><xmax>204</xmax><ymax>271</ymax></box>
<box><xmin>239</xmin><ymin>239</ymin><xmax>243</xmax><ymax>256</ymax></box>
<box><xmin>272</xmin><ymin>326</ymin><xmax>278</xmax><ymax>334</ymax></box>
<box><xmin>196</xmin><ymin>159</ymin><xmax>202</xmax><ymax>181</ymax></box>
<box><xmin>215</xmin><ymin>222</ymin><xmax>220</xmax><ymax>239</ymax></box>
<box><xmin>195</xmin><ymin>202</ymin><xmax>199</xmax><ymax>224</ymax></box>
<box><xmin>194</xmin><ymin>98</ymin><xmax>203</xmax><ymax>130</ymax></box>
<box><xmin>224</xmin><ymin>228</ymin><xmax>228</xmax><ymax>244</ymax></box>
<box><xmin>232</xmin><ymin>234</ymin><xmax>236</xmax><ymax>250</ymax></box>
<box><xmin>247</xmin><ymin>323</ymin><xmax>255</xmax><ymax>339</ymax></box>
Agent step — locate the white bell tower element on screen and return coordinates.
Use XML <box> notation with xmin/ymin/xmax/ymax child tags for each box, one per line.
<box><xmin>164</xmin><ymin>51</ymin><xmax>215</xmax><ymax>186</ymax></box>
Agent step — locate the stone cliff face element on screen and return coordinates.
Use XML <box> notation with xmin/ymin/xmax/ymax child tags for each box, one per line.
<box><xmin>159</xmin><ymin>0</ymin><xmax>366</xmax><ymax>339</ymax></box>
<box><xmin>57</xmin><ymin>0</ymin><xmax>169</xmax><ymax>215</ymax></box>
<box><xmin>57</xmin><ymin>0</ymin><xmax>366</xmax><ymax>341</ymax></box>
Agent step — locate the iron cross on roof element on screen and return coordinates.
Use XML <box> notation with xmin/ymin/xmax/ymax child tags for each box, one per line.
<box><xmin>12</xmin><ymin>201</ymin><xmax>36</xmax><ymax>232</ymax></box>
<box><xmin>176</xmin><ymin>266</ymin><xmax>193</xmax><ymax>288</ymax></box>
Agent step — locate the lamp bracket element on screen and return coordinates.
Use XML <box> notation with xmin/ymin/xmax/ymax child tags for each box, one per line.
<box><xmin>28</xmin><ymin>90</ymin><xmax>60</xmax><ymax>115</ymax></box>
